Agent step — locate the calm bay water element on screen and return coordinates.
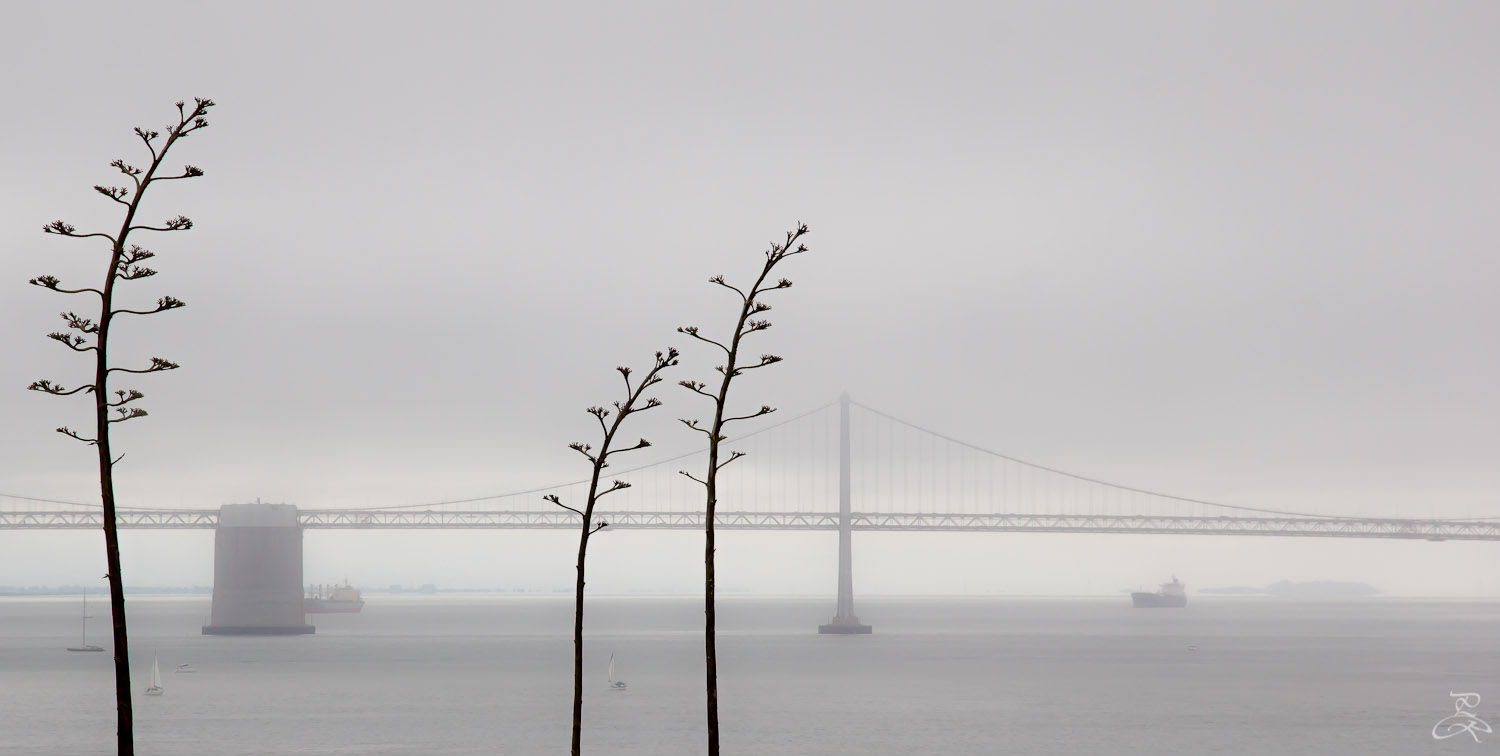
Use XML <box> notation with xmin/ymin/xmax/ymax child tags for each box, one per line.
<box><xmin>1</xmin><ymin>594</ymin><xmax>1497</xmax><ymax>755</ymax></box>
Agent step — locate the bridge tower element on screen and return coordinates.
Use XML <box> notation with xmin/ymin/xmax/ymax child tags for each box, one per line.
<box><xmin>201</xmin><ymin>502</ymin><xmax>315</xmax><ymax>635</ymax></box>
<box><xmin>819</xmin><ymin>391</ymin><xmax>872</xmax><ymax>634</ymax></box>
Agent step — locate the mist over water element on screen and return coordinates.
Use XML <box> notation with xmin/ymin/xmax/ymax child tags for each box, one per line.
<box><xmin>4</xmin><ymin>595</ymin><xmax>1495</xmax><ymax>755</ymax></box>
<box><xmin>4</xmin><ymin>2</ymin><xmax>1500</xmax><ymax>753</ymax></box>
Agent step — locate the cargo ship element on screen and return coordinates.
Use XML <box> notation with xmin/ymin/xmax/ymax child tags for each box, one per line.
<box><xmin>305</xmin><ymin>581</ymin><xmax>364</xmax><ymax>613</ymax></box>
<box><xmin>1131</xmin><ymin>576</ymin><xmax>1187</xmax><ymax>608</ymax></box>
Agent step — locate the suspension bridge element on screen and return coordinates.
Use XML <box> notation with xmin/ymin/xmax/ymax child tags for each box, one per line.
<box><xmin>3</xmin><ymin>393</ymin><xmax>1497</xmax><ymax>633</ymax></box>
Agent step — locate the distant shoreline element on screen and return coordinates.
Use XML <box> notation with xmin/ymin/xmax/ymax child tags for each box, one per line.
<box><xmin>1198</xmin><ymin>580</ymin><xmax>1380</xmax><ymax>598</ymax></box>
<box><xmin>0</xmin><ymin>585</ymin><xmax>211</xmax><ymax>596</ymax></box>
<box><xmin>3</xmin><ymin>586</ymin><xmax>1489</xmax><ymax>600</ymax></box>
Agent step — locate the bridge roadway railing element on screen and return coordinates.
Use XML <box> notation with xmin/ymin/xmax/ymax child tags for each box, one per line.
<box><xmin>0</xmin><ymin>509</ymin><xmax>219</xmax><ymax>529</ymax></box>
<box><xmin>3</xmin><ymin>508</ymin><xmax>1499</xmax><ymax>540</ymax></box>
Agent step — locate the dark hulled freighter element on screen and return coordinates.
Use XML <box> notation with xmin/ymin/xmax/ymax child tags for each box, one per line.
<box><xmin>1132</xmin><ymin>576</ymin><xmax>1187</xmax><ymax>608</ymax></box>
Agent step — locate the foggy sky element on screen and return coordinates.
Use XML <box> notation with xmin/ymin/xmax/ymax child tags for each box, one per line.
<box><xmin>2</xmin><ymin>2</ymin><xmax>1498</xmax><ymax>596</ymax></box>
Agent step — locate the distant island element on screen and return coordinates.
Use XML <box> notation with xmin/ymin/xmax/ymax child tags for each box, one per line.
<box><xmin>1200</xmin><ymin>580</ymin><xmax>1379</xmax><ymax>598</ymax></box>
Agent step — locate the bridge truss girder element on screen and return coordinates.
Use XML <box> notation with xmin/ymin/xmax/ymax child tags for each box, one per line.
<box><xmin>4</xmin><ymin>509</ymin><xmax>1498</xmax><ymax>541</ymax></box>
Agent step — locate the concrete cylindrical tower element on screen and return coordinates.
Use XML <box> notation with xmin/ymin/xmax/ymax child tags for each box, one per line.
<box><xmin>201</xmin><ymin>502</ymin><xmax>315</xmax><ymax>635</ymax></box>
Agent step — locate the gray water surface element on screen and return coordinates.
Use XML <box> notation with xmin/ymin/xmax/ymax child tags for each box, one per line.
<box><xmin>2</xmin><ymin>595</ymin><xmax>1496</xmax><ymax>755</ymax></box>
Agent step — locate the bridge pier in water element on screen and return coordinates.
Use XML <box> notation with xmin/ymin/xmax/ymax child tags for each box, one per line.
<box><xmin>820</xmin><ymin>392</ymin><xmax>872</xmax><ymax>634</ymax></box>
<box><xmin>202</xmin><ymin>502</ymin><xmax>314</xmax><ymax>635</ymax></box>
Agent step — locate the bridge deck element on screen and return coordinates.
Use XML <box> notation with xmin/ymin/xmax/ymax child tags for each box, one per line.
<box><xmin>2</xmin><ymin>509</ymin><xmax>1497</xmax><ymax>540</ymax></box>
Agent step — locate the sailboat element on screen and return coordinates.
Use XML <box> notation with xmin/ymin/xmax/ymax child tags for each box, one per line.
<box><xmin>144</xmin><ymin>653</ymin><xmax>164</xmax><ymax>696</ymax></box>
<box><xmin>607</xmin><ymin>652</ymin><xmax>627</xmax><ymax>691</ymax></box>
<box><xmin>66</xmin><ymin>590</ymin><xmax>105</xmax><ymax>652</ymax></box>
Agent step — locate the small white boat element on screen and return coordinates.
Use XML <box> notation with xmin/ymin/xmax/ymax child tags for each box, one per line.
<box><xmin>607</xmin><ymin>652</ymin><xmax>627</xmax><ymax>691</ymax></box>
<box><xmin>1186</xmin><ymin>643</ymin><xmax>1200</xmax><ymax>652</ymax></box>
<box><xmin>145</xmin><ymin>653</ymin><xmax>164</xmax><ymax>696</ymax></box>
<box><xmin>174</xmin><ymin>663</ymin><xmax>196</xmax><ymax>674</ymax></box>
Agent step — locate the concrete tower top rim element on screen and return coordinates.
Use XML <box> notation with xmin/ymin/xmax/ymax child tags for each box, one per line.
<box><xmin>218</xmin><ymin>502</ymin><xmax>299</xmax><ymax>527</ymax></box>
